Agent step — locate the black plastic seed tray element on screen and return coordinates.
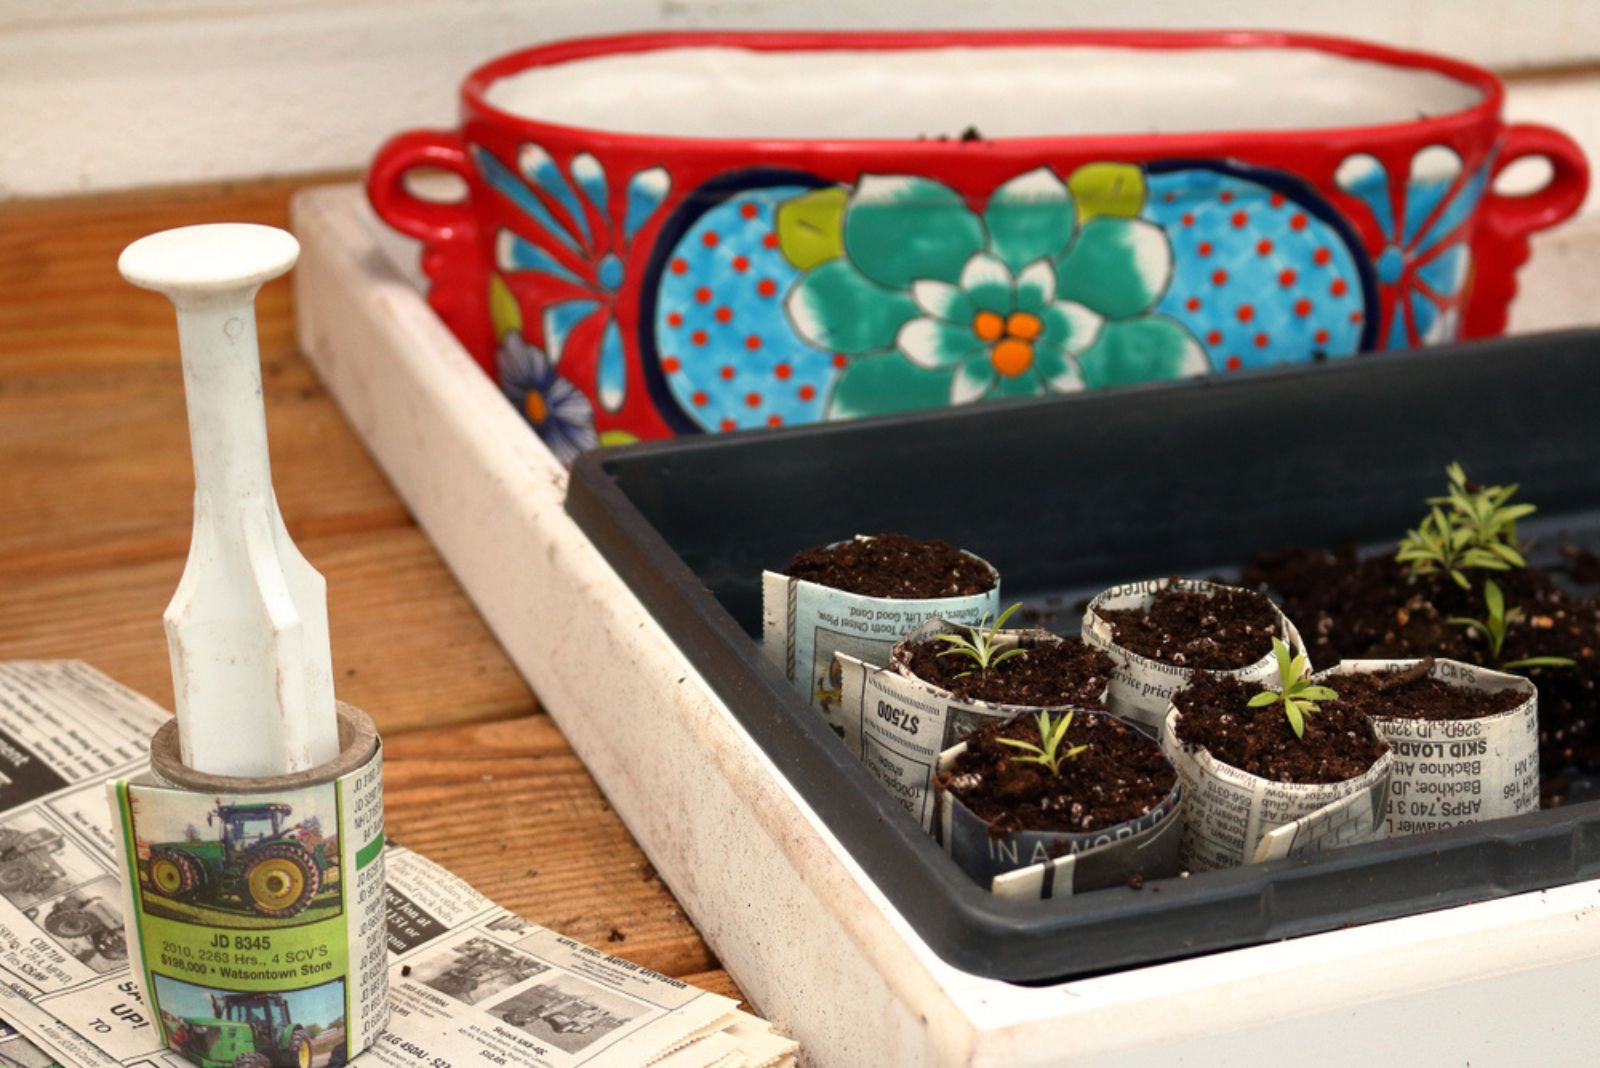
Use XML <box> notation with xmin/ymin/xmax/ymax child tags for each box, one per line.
<box><xmin>566</xmin><ymin>330</ymin><xmax>1600</xmax><ymax>983</ymax></box>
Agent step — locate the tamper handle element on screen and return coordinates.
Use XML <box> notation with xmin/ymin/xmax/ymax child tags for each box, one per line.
<box><xmin>120</xmin><ymin>224</ymin><xmax>339</xmax><ymax>776</ymax></box>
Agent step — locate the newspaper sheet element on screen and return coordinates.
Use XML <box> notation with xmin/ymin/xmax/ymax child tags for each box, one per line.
<box><xmin>0</xmin><ymin>1020</ymin><xmax>64</xmax><ymax>1068</ymax></box>
<box><xmin>0</xmin><ymin>664</ymin><xmax>794</xmax><ymax>1068</ymax></box>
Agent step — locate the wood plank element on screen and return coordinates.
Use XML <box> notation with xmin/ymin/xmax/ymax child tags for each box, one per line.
<box><xmin>0</xmin><ymin>364</ymin><xmax>407</xmax><ymax>577</ymax></box>
<box><xmin>0</xmin><ymin>176</ymin><xmax>330</xmax><ymax>381</ymax></box>
<box><xmin>383</xmin><ymin>718</ymin><xmax>736</xmax><ymax>996</ymax></box>
<box><xmin>0</xmin><ymin>526</ymin><xmax>535</xmax><ymax>735</ymax></box>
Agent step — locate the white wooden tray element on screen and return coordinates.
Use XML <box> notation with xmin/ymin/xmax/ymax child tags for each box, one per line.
<box><xmin>293</xmin><ymin>183</ymin><xmax>1600</xmax><ymax>1066</ymax></box>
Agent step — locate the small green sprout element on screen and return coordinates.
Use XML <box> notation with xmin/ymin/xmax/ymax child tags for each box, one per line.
<box><xmin>996</xmin><ymin>710</ymin><xmax>1088</xmax><ymax>776</ymax></box>
<box><xmin>1448</xmin><ymin>578</ymin><xmax>1576</xmax><ymax>672</ymax></box>
<box><xmin>1396</xmin><ymin>463</ymin><xmax>1535</xmax><ymax>589</ymax></box>
<box><xmin>935</xmin><ymin>602</ymin><xmax>1027</xmax><ymax>678</ymax></box>
<box><xmin>1248</xmin><ymin>636</ymin><xmax>1339</xmax><ymax>740</ymax></box>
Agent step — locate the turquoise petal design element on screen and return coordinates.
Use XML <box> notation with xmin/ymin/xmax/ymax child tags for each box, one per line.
<box><xmin>570</xmin><ymin>152</ymin><xmax>610</xmax><ymax>221</ymax></box>
<box><xmin>597</xmin><ymin>320</ymin><xmax>626</xmax><ymax>412</ymax></box>
<box><xmin>911</xmin><ymin>280</ymin><xmax>974</xmax><ymax>324</ymax></box>
<box><xmin>983</xmin><ymin>168</ymin><xmax>1076</xmax><ymax>272</ymax></box>
<box><xmin>1054</xmin><ymin>217</ymin><xmax>1172</xmax><ymax>320</ymax></box>
<box><xmin>1417</xmin><ymin>242</ymin><xmax>1468</xmax><ymax>295</ymax></box>
<box><xmin>826</xmin><ymin>352</ymin><xmax>954</xmax><ymax>420</ymax></box>
<box><xmin>1337</xmin><ymin>154</ymin><xmax>1397</xmax><ymax>241</ymax></box>
<box><xmin>950</xmin><ymin>352</ymin><xmax>997</xmax><ymax>404</ymax></box>
<box><xmin>1077</xmin><ymin>316</ymin><xmax>1207</xmax><ymax>389</ymax></box>
<box><xmin>1013</xmin><ymin>260</ymin><xmax>1056</xmax><ymax>315</ymax></box>
<box><xmin>897</xmin><ymin>316</ymin><xmax>983</xmax><ymax>370</ymax></box>
<box><xmin>519</xmin><ymin>143</ymin><xmax>592</xmax><ymax>246</ymax></box>
<box><xmin>543</xmin><ymin>299</ymin><xmax>600</xmax><ymax>364</ymax></box>
<box><xmin>993</xmin><ymin>372</ymin><xmax>1044</xmax><ymax>399</ymax></box>
<box><xmin>1039</xmin><ymin>299</ymin><xmax>1104</xmax><ymax>357</ymax></box>
<box><xmin>787</xmin><ymin>258</ymin><xmax>919</xmax><ymax>354</ymax></box>
<box><xmin>843</xmin><ymin>175</ymin><xmax>984</xmax><ymax>288</ymax></box>
<box><xmin>497</xmin><ymin>230</ymin><xmax>585</xmax><ymax>286</ymax></box>
<box><xmin>1413</xmin><ymin>164</ymin><xmax>1488</xmax><ymax>252</ymax></box>
<box><xmin>624</xmin><ymin>167</ymin><xmax>671</xmax><ymax>240</ymax></box>
<box><xmin>958</xmin><ymin>252</ymin><xmax>1015</xmax><ymax>315</ymax></box>
<box><xmin>1032</xmin><ymin>342</ymin><xmax>1084</xmax><ymax>394</ymax></box>
<box><xmin>1387</xmin><ymin>304</ymin><xmax>1412</xmax><ymax>348</ymax></box>
<box><xmin>474</xmin><ymin>146</ymin><xmax>582</xmax><ymax>254</ymax></box>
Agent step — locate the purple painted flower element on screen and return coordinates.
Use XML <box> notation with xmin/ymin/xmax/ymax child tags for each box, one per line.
<box><xmin>497</xmin><ymin>333</ymin><xmax>597</xmax><ymax>464</ymax></box>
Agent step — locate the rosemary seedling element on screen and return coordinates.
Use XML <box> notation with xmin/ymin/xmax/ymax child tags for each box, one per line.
<box><xmin>1448</xmin><ymin>579</ymin><xmax>1575</xmax><ymax>672</ymax></box>
<box><xmin>996</xmin><ymin>710</ymin><xmax>1088</xmax><ymax>776</ymax></box>
<box><xmin>1396</xmin><ymin>463</ymin><xmax>1535</xmax><ymax>589</ymax></box>
<box><xmin>936</xmin><ymin>602</ymin><xmax>1027</xmax><ymax>678</ymax></box>
<box><xmin>1248</xmin><ymin>637</ymin><xmax>1339</xmax><ymax>739</ymax></box>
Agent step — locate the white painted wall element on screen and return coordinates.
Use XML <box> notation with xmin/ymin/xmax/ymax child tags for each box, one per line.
<box><xmin>3</xmin><ymin>0</ymin><xmax>1599</xmax><ymax>199</ymax></box>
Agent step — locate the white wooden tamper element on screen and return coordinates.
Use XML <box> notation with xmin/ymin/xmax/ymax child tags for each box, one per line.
<box><xmin>119</xmin><ymin>224</ymin><xmax>340</xmax><ymax>777</ymax></box>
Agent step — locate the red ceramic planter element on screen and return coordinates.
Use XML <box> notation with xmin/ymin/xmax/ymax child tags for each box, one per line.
<box><xmin>368</xmin><ymin>30</ymin><xmax>1588</xmax><ymax>456</ymax></box>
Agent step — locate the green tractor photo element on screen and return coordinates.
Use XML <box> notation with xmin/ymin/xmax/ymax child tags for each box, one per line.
<box><xmin>167</xmin><ymin>992</ymin><xmax>341</xmax><ymax>1068</ymax></box>
<box><xmin>146</xmin><ymin>803</ymin><xmax>335</xmax><ymax>919</ymax></box>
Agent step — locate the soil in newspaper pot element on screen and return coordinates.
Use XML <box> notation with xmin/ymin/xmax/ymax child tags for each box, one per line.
<box><xmin>761</xmin><ymin>532</ymin><xmax>999</xmax><ymax>734</ymax></box>
<box><xmin>934</xmin><ymin>709</ymin><xmax>1183</xmax><ymax>896</ymax></box>
<box><xmin>1084</xmin><ymin>577</ymin><xmax>1303</xmax><ymax>734</ymax></box>
<box><xmin>1316</xmin><ymin>657</ymin><xmax>1538</xmax><ymax>836</ymax></box>
<box><xmin>107</xmin><ymin>707</ymin><xmax>388</xmax><ymax>1068</ymax></box>
<box><xmin>1162</xmin><ymin>642</ymin><xmax>1394</xmax><ymax>872</ymax></box>
<box><xmin>833</xmin><ymin>608</ymin><xmax>1113</xmax><ymax>828</ymax></box>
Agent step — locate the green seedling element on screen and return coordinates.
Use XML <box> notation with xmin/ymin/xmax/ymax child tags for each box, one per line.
<box><xmin>1396</xmin><ymin>462</ymin><xmax>1535</xmax><ymax>589</ymax></box>
<box><xmin>996</xmin><ymin>710</ymin><xmax>1088</xmax><ymax>776</ymax></box>
<box><xmin>1448</xmin><ymin>579</ymin><xmax>1575</xmax><ymax>672</ymax></box>
<box><xmin>936</xmin><ymin>602</ymin><xmax>1027</xmax><ymax>678</ymax></box>
<box><xmin>1248</xmin><ymin>636</ymin><xmax>1339</xmax><ymax>740</ymax></box>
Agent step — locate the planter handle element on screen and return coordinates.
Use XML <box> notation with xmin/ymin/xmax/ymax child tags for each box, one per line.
<box><xmin>1464</xmin><ymin>123</ymin><xmax>1590</xmax><ymax>339</ymax></box>
<box><xmin>366</xmin><ymin>130</ymin><xmax>495</xmax><ymax>371</ymax></box>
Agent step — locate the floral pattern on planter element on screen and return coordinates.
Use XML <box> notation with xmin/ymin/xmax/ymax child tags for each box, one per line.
<box><xmin>1143</xmin><ymin>166</ymin><xmax>1371</xmax><ymax>371</ymax></box>
<box><xmin>779</xmin><ymin>167</ymin><xmax>1209</xmax><ymax>420</ymax></box>
<box><xmin>1335</xmin><ymin>146</ymin><xmax>1490</xmax><ymax>349</ymax></box>
<box><xmin>495</xmin><ymin>330</ymin><xmax>597</xmax><ymax>464</ymax></box>
<box><xmin>474</xmin><ymin>142</ymin><xmax>670</xmax><ymax>415</ymax></box>
<box><xmin>646</xmin><ymin>161</ymin><xmax>1382</xmax><ymax>432</ymax></box>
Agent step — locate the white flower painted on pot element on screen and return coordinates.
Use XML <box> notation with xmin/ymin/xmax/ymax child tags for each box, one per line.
<box><xmin>496</xmin><ymin>332</ymin><xmax>597</xmax><ymax>464</ymax></box>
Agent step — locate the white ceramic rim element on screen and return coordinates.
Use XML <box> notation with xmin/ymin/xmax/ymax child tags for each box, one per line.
<box><xmin>482</xmin><ymin>40</ymin><xmax>1489</xmax><ymax>141</ymax></box>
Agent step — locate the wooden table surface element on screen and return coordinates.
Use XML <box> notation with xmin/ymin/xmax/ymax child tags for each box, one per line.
<box><xmin>0</xmin><ymin>178</ymin><xmax>743</xmax><ymax>1005</ymax></box>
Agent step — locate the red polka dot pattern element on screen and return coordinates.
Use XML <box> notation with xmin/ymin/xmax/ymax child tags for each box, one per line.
<box><xmin>654</xmin><ymin>186</ymin><xmax>832</xmax><ymax>433</ymax></box>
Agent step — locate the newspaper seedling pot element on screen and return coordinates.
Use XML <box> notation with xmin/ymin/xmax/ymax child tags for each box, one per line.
<box><xmin>1083</xmin><ymin>577</ymin><xmax>1305</xmax><ymax>733</ymax></box>
<box><xmin>761</xmin><ymin>534</ymin><xmax>999</xmax><ymax>734</ymax></box>
<box><xmin>934</xmin><ymin>717</ymin><xmax>1183</xmax><ymax>898</ymax></box>
<box><xmin>834</xmin><ymin>618</ymin><xmax>1107</xmax><ymax>828</ymax></box>
<box><xmin>1318</xmin><ymin>659</ymin><xmax>1539</xmax><ymax>836</ymax></box>
<box><xmin>367</xmin><ymin>29</ymin><xmax>1587</xmax><ymax>447</ymax></box>
<box><xmin>1161</xmin><ymin>688</ymin><xmax>1394</xmax><ymax>871</ymax></box>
